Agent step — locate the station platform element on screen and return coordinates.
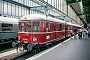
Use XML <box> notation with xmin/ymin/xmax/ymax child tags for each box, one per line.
<box><xmin>0</xmin><ymin>47</ymin><xmax>27</xmax><ymax>60</ymax></box>
<box><xmin>0</xmin><ymin>49</ymin><xmax>17</xmax><ymax>58</ymax></box>
<box><xmin>27</xmin><ymin>37</ymin><xmax>90</xmax><ymax>60</ymax></box>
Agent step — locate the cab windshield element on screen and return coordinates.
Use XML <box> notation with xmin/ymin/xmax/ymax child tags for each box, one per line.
<box><xmin>32</xmin><ymin>21</ymin><xmax>39</xmax><ymax>32</ymax></box>
<box><xmin>19</xmin><ymin>21</ymin><xmax>39</xmax><ymax>32</ymax></box>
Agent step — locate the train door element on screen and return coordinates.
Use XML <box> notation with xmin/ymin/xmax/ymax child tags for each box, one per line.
<box><xmin>45</xmin><ymin>21</ymin><xmax>51</xmax><ymax>41</ymax></box>
<box><xmin>49</xmin><ymin>22</ymin><xmax>54</xmax><ymax>40</ymax></box>
<box><xmin>65</xmin><ymin>24</ymin><xmax>68</xmax><ymax>37</ymax></box>
<box><xmin>52</xmin><ymin>22</ymin><xmax>56</xmax><ymax>40</ymax></box>
<box><xmin>32</xmin><ymin>21</ymin><xmax>40</xmax><ymax>43</ymax></box>
<box><xmin>56</xmin><ymin>23</ymin><xmax>60</xmax><ymax>39</ymax></box>
<box><xmin>60</xmin><ymin>23</ymin><xmax>65</xmax><ymax>38</ymax></box>
<box><xmin>65</xmin><ymin>24</ymin><xmax>67</xmax><ymax>38</ymax></box>
<box><xmin>68</xmin><ymin>25</ymin><xmax>71</xmax><ymax>37</ymax></box>
<box><xmin>26</xmin><ymin>22</ymin><xmax>32</xmax><ymax>42</ymax></box>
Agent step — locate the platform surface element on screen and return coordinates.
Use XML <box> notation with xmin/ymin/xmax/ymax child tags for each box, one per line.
<box><xmin>27</xmin><ymin>37</ymin><xmax>90</xmax><ymax>60</ymax></box>
<box><xmin>0</xmin><ymin>47</ymin><xmax>21</xmax><ymax>58</ymax></box>
<box><xmin>0</xmin><ymin>49</ymin><xmax>17</xmax><ymax>58</ymax></box>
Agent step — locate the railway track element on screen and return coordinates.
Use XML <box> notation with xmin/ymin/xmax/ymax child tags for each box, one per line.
<box><xmin>0</xmin><ymin>43</ymin><xmax>12</xmax><ymax>52</ymax></box>
<box><xmin>0</xmin><ymin>42</ymin><xmax>28</xmax><ymax>60</ymax></box>
<box><xmin>13</xmin><ymin>38</ymin><xmax>69</xmax><ymax>60</ymax></box>
<box><xmin>0</xmin><ymin>37</ymin><xmax>69</xmax><ymax>60</ymax></box>
<box><xmin>0</xmin><ymin>48</ymin><xmax>28</xmax><ymax>60</ymax></box>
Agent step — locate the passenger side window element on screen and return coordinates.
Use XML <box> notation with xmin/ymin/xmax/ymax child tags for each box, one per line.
<box><xmin>60</xmin><ymin>24</ymin><xmax>64</xmax><ymax>31</ymax></box>
<box><xmin>52</xmin><ymin>23</ymin><xmax>56</xmax><ymax>31</ymax></box>
<box><xmin>69</xmin><ymin>26</ymin><xmax>72</xmax><ymax>30</ymax></box>
<box><xmin>46</xmin><ymin>22</ymin><xmax>49</xmax><ymax>32</ymax></box>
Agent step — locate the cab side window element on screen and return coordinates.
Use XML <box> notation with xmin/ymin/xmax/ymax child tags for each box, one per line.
<box><xmin>26</xmin><ymin>22</ymin><xmax>31</xmax><ymax>32</ymax></box>
<box><xmin>21</xmin><ymin>22</ymin><xmax>24</xmax><ymax>32</ymax></box>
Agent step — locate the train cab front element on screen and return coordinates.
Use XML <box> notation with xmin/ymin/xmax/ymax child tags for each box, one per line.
<box><xmin>18</xmin><ymin>20</ymin><xmax>41</xmax><ymax>43</ymax></box>
<box><xmin>18</xmin><ymin>21</ymin><xmax>32</xmax><ymax>44</ymax></box>
<box><xmin>18</xmin><ymin>32</ymin><xmax>31</xmax><ymax>44</ymax></box>
<box><xmin>18</xmin><ymin>20</ymin><xmax>41</xmax><ymax>51</ymax></box>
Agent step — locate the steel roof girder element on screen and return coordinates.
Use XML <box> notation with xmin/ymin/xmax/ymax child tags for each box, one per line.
<box><xmin>3</xmin><ymin>0</ymin><xmax>30</xmax><ymax>9</ymax></box>
<box><xmin>30</xmin><ymin>6</ymin><xmax>51</xmax><ymax>10</ymax></box>
<box><xmin>54</xmin><ymin>16</ymin><xmax>66</xmax><ymax>20</ymax></box>
<box><xmin>31</xmin><ymin>0</ymin><xmax>64</xmax><ymax>15</ymax></box>
<box><xmin>31</xmin><ymin>0</ymin><xmax>46</xmax><ymax>6</ymax></box>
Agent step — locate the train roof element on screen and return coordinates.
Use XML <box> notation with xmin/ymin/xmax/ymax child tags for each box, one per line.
<box><xmin>20</xmin><ymin>14</ymin><xmax>82</xmax><ymax>27</ymax></box>
<box><xmin>0</xmin><ymin>16</ymin><xmax>19</xmax><ymax>24</ymax></box>
<box><xmin>20</xmin><ymin>14</ymin><xmax>65</xmax><ymax>23</ymax></box>
<box><xmin>66</xmin><ymin>22</ymin><xmax>82</xmax><ymax>27</ymax></box>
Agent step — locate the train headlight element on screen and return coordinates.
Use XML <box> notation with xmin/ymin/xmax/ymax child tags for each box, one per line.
<box><xmin>33</xmin><ymin>37</ymin><xmax>37</xmax><ymax>42</ymax></box>
<box><xmin>2</xmin><ymin>40</ymin><xmax>4</xmax><ymax>41</ymax></box>
<box><xmin>46</xmin><ymin>35</ymin><xmax>50</xmax><ymax>39</ymax></box>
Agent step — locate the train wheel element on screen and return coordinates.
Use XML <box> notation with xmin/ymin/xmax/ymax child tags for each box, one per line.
<box><xmin>12</xmin><ymin>42</ymin><xmax>16</xmax><ymax>48</ymax></box>
<box><xmin>19</xmin><ymin>44</ymin><xmax>24</xmax><ymax>51</ymax></box>
<box><xmin>33</xmin><ymin>49</ymin><xmax>38</xmax><ymax>54</ymax></box>
<box><xmin>21</xmin><ymin>44</ymin><xmax>28</xmax><ymax>51</ymax></box>
<box><xmin>32</xmin><ymin>44</ymin><xmax>40</xmax><ymax>54</ymax></box>
<box><xmin>27</xmin><ymin>44</ymin><xmax>33</xmax><ymax>51</ymax></box>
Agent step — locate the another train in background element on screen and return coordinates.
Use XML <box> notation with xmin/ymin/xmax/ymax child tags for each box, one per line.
<box><xmin>0</xmin><ymin>16</ymin><xmax>18</xmax><ymax>44</ymax></box>
<box><xmin>18</xmin><ymin>14</ymin><xmax>82</xmax><ymax>51</ymax></box>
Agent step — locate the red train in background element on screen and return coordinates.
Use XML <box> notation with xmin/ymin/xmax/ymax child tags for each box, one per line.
<box><xmin>18</xmin><ymin>14</ymin><xmax>82</xmax><ymax>51</ymax></box>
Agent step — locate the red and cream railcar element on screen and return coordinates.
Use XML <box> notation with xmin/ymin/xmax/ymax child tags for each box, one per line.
<box><xmin>18</xmin><ymin>14</ymin><xmax>82</xmax><ymax>51</ymax></box>
<box><xmin>18</xmin><ymin>14</ymin><xmax>67</xmax><ymax>50</ymax></box>
<box><xmin>66</xmin><ymin>22</ymin><xmax>82</xmax><ymax>35</ymax></box>
<box><xmin>65</xmin><ymin>23</ymin><xmax>70</xmax><ymax>37</ymax></box>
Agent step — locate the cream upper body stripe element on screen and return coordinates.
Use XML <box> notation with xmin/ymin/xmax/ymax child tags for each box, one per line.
<box><xmin>18</xmin><ymin>30</ymin><xmax>65</xmax><ymax>34</ymax></box>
